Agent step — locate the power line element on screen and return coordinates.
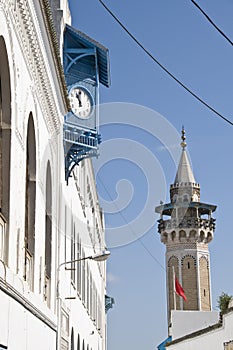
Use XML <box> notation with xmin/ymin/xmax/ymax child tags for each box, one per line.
<box><xmin>190</xmin><ymin>0</ymin><xmax>233</xmax><ymax>46</ymax></box>
<box><xmin>98</xmin><ymin>0</ymin><xmax>233</xmax><ymax>127</ymax></box>
<box><xmin>97</xmin><ymin>175</ymin><xmax>165</xmax><ymax>271</ymax></box>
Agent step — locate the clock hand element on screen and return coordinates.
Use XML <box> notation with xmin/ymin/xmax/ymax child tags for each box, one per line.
<box><xmin>76</xmin><ymin>91</ymin><xmax>82</xmax><ymax>107</ymax></box>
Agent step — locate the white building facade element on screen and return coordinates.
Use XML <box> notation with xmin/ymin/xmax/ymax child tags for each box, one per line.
<box><xmin>0</xmin><ymin>1</ymin><xmax>110</xmax><ymax>349</ymax></box>
<box><xmin>165</xmin><ymin>309</ymin><xmax>233</xmax><ymax>350</ymax></box>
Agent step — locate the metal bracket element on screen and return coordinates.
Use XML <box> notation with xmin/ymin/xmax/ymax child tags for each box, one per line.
<box><xmin>64</xmin><ymin>123</ymin><xmax>101</xmax><ymax>184</ymax></box>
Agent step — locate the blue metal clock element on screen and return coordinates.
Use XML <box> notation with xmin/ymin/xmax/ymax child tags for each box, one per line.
<box><xmin>63</xmin><ymin>25</ymin><xmax>110</xmax><ymax>184</ymax></box>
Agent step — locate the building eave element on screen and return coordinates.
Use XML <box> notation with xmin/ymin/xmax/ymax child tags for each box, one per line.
<box><xmin>155</xmin><ymin>202</ymin><xmax>217</xmax><ymax>216</ymax></box>
<box><xmin>39</xmin><ymin>0</ymin><xmax>70</xmax><ymax>111</ymax></box>
<box><xmin>65</xmin><ymin>24</ymin><xmax>111</xmax><ymax>88</ymax></box>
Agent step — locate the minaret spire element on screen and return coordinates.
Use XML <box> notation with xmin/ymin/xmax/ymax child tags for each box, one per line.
<box><xmin>174</xmin><ymin>127</ymin><xmax>196</xmax><ymax>186</ymax></box>
<box><xmin>181</xmin><ymin>126</ymin><xmax>187</xmax><ymax>150</ymax></box>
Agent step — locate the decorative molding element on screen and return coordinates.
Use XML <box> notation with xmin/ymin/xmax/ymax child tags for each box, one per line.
<box><xmin>181</xmin><ymin>254</ymin><xmax>196</xmax><ymax>266</ymax></box>
<box><xmin>2</xmin><ymin>0</ymin><xmax>68</xmax><ymax>135</ymax></box>
<box><xmin>168</xmin><ymin>255</ymin><xmax>179</xmax><ymax>266</ymax></box>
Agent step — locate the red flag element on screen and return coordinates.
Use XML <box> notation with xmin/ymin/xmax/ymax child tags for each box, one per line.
<box><xmin>175</xmin><ymin>276</ymin><xmax>187</xmax><ymax>302</ymax></box>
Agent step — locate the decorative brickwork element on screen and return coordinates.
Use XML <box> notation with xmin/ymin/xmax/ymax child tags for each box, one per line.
<box><xmin>199</xmin><ymin>256</ymin><xmax>211</xmax><ymax>311</ymax></box>
<box><xmin>182</xmin><ymin>255</ymin><xmax>198</xmax><ymax>310</ymax></box>
<box><xmin>167</xmin><ymin>242</ymin><xmax>197</xmax><ymax>251</ymax></box>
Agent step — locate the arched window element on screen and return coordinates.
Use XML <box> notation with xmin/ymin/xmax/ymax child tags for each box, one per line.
<box><xmin>24</xmin><ymin>114</ymin><xmax>36</xmax><ymax>290</ymax></box>
<box><xmin>44</xmin><ymin>162</ymin><xmax>52</xmax><ymax>307</ymax></box>
<box><xmin>179</xmin><ymin>230</ymin><xmax>186</xmax><ymax>242</ymax></box>
<box><xmin>71</xmin><ymin>328</ymin><xmax>74</xmax><ymax>350</ymax></box>
<box><xmin>77</xmin><ymin>334</ymin><xmax>80</xmax><ymax>350</ymax></box>
<box><xmin>71</xmin><ymin>222</ymin><xmax>76</xmax><ymax>283</ymax></box>
<box><xmin>77</xmin><ymin>237</ymin><xmax>81</xmax><ymax>295</ymax></box>
<box><xmin>171</xmin><ymin>231</ymin><xmax>176</xmax><ymax>242</ymax></box>
<box><xmin>0</xmin><ymin>36</ymin><xmax>11</xmax><ymax>263</ymax></box>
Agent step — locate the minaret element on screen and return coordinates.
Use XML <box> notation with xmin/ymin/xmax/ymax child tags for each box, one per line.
<box><xmin>155</xmin><ymin>128</ymin><xmax>216</xmax><ymax>321</ymax></box>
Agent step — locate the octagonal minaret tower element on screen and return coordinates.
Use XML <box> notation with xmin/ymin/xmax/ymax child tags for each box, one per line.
<box><xmin>155</xmin><ymin>128</ymin><xmax>216</xmax><ymax>320</ymax></box>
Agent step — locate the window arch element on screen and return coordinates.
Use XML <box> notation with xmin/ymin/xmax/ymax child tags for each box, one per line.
<box><xmin>171</xmin><ymin>231</ymin><xmax>176</xmax><ymax>242</ymax></box>
<box><xmin>0</xmin><ymin>36</ymin><xmax>11</xmax><ymax>263</ymax></box>
<box><xmin>24</xmin><ymin>114</ymin><xmax>36</xmax><ymax>290</ymax></box>
<box><xmin>179</xmin><ymin>230</ymin><xmax>186</xmax><ymax>242</ymax></box>
<box><xmin>44</xmin><ymin>162</ymin><xmax>52</xmax><ymax>307</ymax></box>
<box><xmin>71</xmin><ymin>328</ymin><xmax>74</xmax><ymax>350</ymax></box>
<box><xmin>168</xmin><ymin>256</ymin><xmax>179</xmax><ymax>310</ymax></box>
<box><xmin>189</xmin><ymin>230</ymin><xmax>197</xmax><ymax>242</ymax></box>
<box><xmin>77</xmin><ymin>334</ymin><xmax>80</xmax><ymax>350</ymax></box>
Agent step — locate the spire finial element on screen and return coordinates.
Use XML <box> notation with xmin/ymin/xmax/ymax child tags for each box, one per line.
<box><xmin>181</xmin><ymin>126</ymin><xmax>187</xmax><ymax>149</ymax></box>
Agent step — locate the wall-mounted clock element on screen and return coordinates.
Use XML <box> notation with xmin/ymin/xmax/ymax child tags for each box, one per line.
<box><xmin>69</xmin><ymin>85</ymin><xmax>94</xmax><ymax>119</ymax></box>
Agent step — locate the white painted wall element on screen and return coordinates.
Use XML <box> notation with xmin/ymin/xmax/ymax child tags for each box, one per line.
<box><xmin>170</xmin><ymin>310</ymin><xmax>219</xmax><ymax>340</ymax></box>
<box><xmin>166</xmin><ymin>311</ymin><xmax>233</xmax><ymax>350</ymax></box>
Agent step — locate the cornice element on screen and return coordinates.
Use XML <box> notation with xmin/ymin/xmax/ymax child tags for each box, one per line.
<box><xmin>38</xmin><ymin>0</ymin><xmax>70</xmax><ymax>110</ymax></box>
<box><xmin>1</xmin><ymin>0</ymin><xmax>69</xmax><ymax>135</ymax></box>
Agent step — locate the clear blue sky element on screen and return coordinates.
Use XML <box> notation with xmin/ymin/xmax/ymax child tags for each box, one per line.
<box><xmin>68</xmin><ymin>0</ymin><xmax>233</xmax><ymax>349</ymax></box>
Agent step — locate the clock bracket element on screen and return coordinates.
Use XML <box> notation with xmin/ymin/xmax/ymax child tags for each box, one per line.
<box><xmin>64</xmin><ymin>122</ymin><xmax>101</xmax><ymax>184</ymax></box>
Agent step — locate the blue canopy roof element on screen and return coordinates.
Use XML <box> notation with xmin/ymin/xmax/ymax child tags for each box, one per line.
<box><xmin>65</xmin><ymin>24</ymin><xmax>110</xmax><ymax>88</ymax></box>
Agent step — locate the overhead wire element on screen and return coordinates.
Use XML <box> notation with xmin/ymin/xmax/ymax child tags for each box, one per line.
<box><xmin>97</xmin><ymin>174</ymin><xmax>165</xmax><ymax>271</ymax></box>
<box><xmin>190</xmin><ymin>0</ymin><xmax>233</xmax><ymax>47</ymax></box>
<box><xmin>98</xmin><ymin>0</ymin><xmax>233</xmax><ymax>127</ymax></box>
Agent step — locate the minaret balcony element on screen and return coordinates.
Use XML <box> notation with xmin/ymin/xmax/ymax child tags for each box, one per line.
<box><xmin>158</xmin><ymin>217</ymin><xmax>216</xmax><ymax>233</ymax></box>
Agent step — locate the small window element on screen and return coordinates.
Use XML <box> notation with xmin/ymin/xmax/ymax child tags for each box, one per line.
<box><xmin>204</xmin><ymin>289</ymin><xmax>206</xmax><ymax>297</ymax></box>
<box><xmin>188</xmin><ymin>262</ymin><xmax>190</xmax><ymax>269</ymax></box>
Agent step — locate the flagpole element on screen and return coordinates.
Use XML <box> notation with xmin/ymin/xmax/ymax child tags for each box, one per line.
<box><xmin>172</xmin><ymin>266</ymin><xmax>176</xmax><ymax>310</ymax></box>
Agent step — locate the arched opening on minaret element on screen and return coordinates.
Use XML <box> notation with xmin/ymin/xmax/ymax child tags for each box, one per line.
<box><xmin>168</xmin><ymin>256</ymin><xmax>180</xmax><ymax>312</ymax></box>
<box><xmin>189</xmin><ymin>230</ymin><xmax>197</xmax><ymax>242</ymax></box>
<box><xmin>207</xmin><ymin>232</ymin><xmax>213</xmax><ymax>243</ymax></box>
<box><xmin>200</xmin><ymin>230</ymin><xmax>205</xmax><ymax>243</ymax></box>
<box><xmin>179</xmin><ymin>230</ymin><xmax>186</xmax><ymax>242</ymax></box>
<box><xmin>171</xmin><ymin>231</ymin><xmax>176</xmax><ymax>242</ymax></box>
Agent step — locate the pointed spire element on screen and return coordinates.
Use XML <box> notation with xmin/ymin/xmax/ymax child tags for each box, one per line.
<box><xmin>174</xmin><ymin>127</ymin><xmax>196</xmax><ymax>184</ymax></box>
<box><xmin>181</xmin><ymin>126</ymin><xmax>187</xmax><ymax>149</ymax></box>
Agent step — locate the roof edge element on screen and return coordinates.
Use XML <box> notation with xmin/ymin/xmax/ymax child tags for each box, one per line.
<box><xmin>39</xmin><ymin>0</ymin><xmax>70</xmax><ymax>110</ymax></box>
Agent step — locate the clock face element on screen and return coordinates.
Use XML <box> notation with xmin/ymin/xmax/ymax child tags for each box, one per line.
<box><xmin>69</xmin><ymin>87</ymin><xmax>93</xmax><ymax>119</ymax></box>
